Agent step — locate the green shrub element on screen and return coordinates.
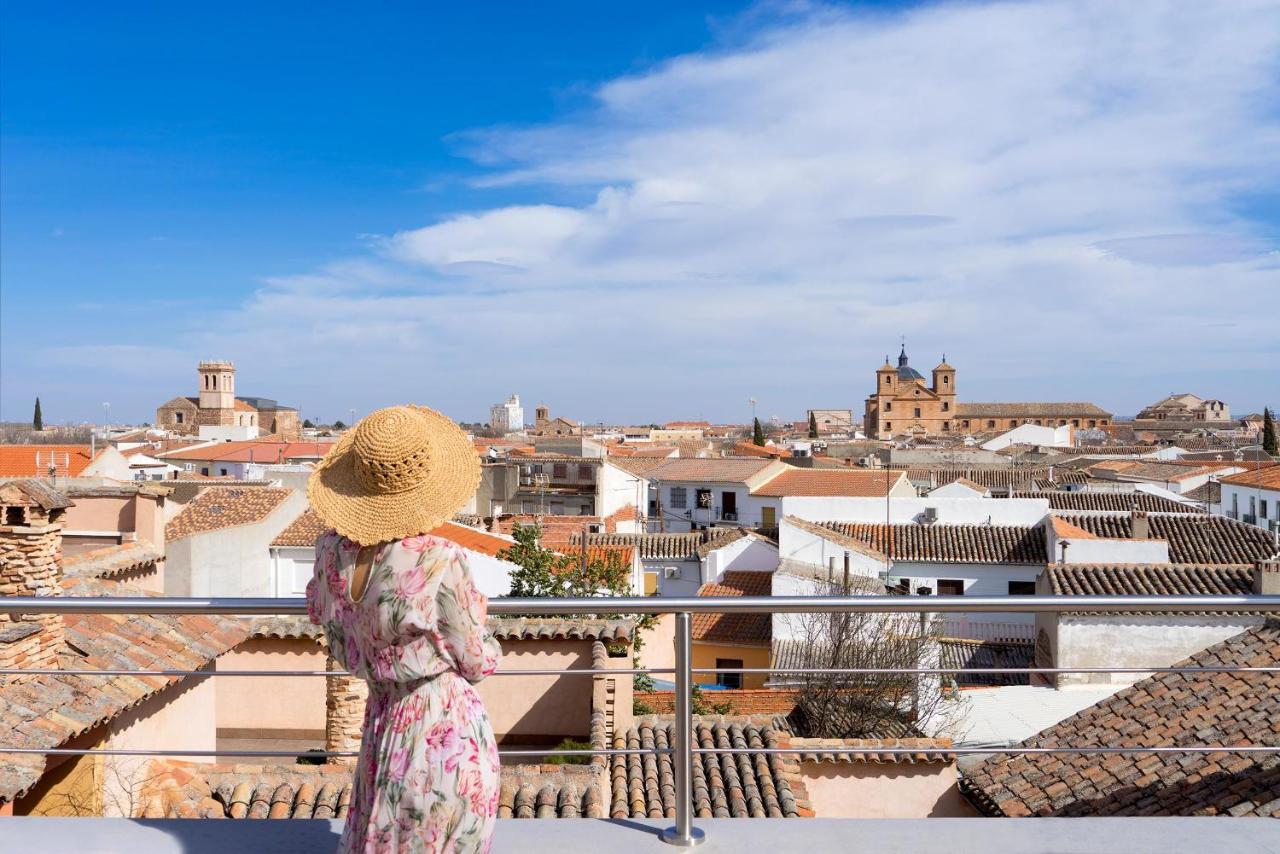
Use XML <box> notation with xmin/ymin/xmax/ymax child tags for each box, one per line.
<box><xmin>546</xmin><ymin>737</ymin><xmax>593</xmax><ymax>765</ymax></box>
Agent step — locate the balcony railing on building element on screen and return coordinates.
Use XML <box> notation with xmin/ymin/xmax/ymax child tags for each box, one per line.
<box><xmin>2</xmin><ymin>592</ymin><xmax>1280</xmax><ymax>847</ymax></box>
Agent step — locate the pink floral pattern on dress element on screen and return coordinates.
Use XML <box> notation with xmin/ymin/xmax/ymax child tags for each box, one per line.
<box><xmin>308</xmin><ymin>531</ymin><xmax>502</xmax><ymax>853</ymax></box>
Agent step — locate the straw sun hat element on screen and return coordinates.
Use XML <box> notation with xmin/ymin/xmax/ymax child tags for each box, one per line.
<box><xmin>307</xmin><ymin>405</ymin><xmax>480</xmax><ymax>546</ymax></box>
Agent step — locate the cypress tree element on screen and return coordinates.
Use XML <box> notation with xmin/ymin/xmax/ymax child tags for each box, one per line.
<box><xmin>752</xmin><ymin>417</ymin><xmax>766</xmax><ymax>446</ymax></box>
<box><xmin>1264</xmin><ymin>407</ymin><xmax>1277</xmax><ymax>456</ymax></box>
<box><xmin>32</xmin><ymin>397</ymin><xmax>43</xmax><ymax>431</ymax></box>
<box><xmin>808</xmin><ymin>412</ymin><xmax>819</xmax><ymax>439</ymax></box>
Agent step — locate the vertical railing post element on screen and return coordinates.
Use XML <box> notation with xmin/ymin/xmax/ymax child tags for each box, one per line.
<box><xmin>661</xmin><ymin>611</ymin><xmax>704</xmax><ymax>847</ymax></box>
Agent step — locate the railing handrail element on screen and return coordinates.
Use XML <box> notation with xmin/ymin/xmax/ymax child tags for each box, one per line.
<box><xmin>4</xmin><ymin>593</ymin><xmax>1280</xmax><ymax>616</ymax></box>
<box><xmin>4</xmin><ymin>592</ymin><xmax>1279</xmax><ymax>846</ymax></box>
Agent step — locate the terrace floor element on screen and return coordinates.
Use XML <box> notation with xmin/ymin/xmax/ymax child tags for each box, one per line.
<box><xmin>4</xmin><ymin>816</ymin><xmax>1279</xmax><ymax>853</ymax></box>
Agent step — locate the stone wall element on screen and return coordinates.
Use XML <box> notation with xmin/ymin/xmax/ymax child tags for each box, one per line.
<box><xmin>0</xmin><ymin>516</ymin><xmax>65</xmax><ymax>679</ymax></box>
<box><xmin>324</xmin><ymin>654</ymin><xmax>367</xmax><ymax>764</ymax></box>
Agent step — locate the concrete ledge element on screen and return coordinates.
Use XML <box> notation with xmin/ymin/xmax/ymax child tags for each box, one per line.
<box><xmin>1</xmin><ymin>816</ymin><xmax>1278</xmax><ymax>854</ymax></box>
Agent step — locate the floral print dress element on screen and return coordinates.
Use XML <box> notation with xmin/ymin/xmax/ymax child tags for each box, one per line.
<box><xmin>308</xmin><ymin>531</ymin><xmax>502</xmax><ymax>853</ymax></box>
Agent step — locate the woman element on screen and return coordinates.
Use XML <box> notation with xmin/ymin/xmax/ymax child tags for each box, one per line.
<box><xmin>306</xmin><ymin>405</ymin><xmax>501</xmax><ymax>852</ymax></box>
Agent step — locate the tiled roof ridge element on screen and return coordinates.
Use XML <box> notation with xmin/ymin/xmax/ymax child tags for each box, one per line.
<box><xmin>781</xmin><ymin>735</ymin><xmax>956</xmax><ymax>764</ymax></box>
<box><xmin>487</xmin><ymin>617</ymin><xmax>636</xmax><ymax>642</ymax></box>
<box><xmin>782</xmin><ymin>515</ymin><xmax>889</xmax><ymax>561</ymax></box>
<box><xmin>818</xmin><ymin>521</ymin><xmax>1048</xmax><ymax>565</ymax></box>
<box><xmin>1055</xmin><ymin>512</ymin><xmax>1280</xmax><ymax>565</ymax></box>
<box><xmin>60</xmin><ymin>541</ymin><xmax>163</xmax><ymax>579</ymax></box>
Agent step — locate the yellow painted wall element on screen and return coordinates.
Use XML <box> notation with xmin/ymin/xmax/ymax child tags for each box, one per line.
<box><xmin>15</xmin><ymin>733</ymin><xmax>104</xmax><ymax>816</ymax></box>
<box><xmin>692</xmin><ymin>642</ymin><xmax>770</xmax><ymax>689</ymax></box>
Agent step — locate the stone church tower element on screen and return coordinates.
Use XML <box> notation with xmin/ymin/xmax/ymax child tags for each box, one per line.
<box><xmin>195</xmin><ymin>361</ymin><xmax>237</xmax><ymax>428</ymax></box>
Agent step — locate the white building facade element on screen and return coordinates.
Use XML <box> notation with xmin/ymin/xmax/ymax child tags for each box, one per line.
<box><xmin>489</xmin><ymin>394</ymin><xmax>525</xmax><ymax>433</ymax></box>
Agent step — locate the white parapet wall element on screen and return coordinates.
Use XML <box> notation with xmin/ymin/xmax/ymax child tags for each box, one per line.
<box><xmin>781</xmin><ymin>496</ymin><xmax>1051</xmax><ymax>527</ymax></box>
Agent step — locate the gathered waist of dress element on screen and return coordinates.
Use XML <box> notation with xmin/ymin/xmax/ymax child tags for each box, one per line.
<box><xmin>365</xmin><ymin>667</ymin><xmax>460</xmax><ymax>697</ymax></box>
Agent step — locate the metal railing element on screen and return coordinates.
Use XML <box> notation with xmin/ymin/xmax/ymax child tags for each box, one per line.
<box><xmin>3</xmin><ymin>593</ymin><xmax>1280</xmax><ymax>847</ymax></box>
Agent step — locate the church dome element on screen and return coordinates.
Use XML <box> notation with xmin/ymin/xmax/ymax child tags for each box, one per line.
<box><xmin>896</xmin><ymin>346</ymin><xmax>925</xmax><ymax>382</ymax></box>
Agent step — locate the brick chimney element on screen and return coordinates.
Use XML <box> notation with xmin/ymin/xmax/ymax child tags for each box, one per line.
<box><xmin>0</xmin><ymin>480</ymin><xmax>71</xmax><ymax>681</ymax></box>
<box><xmin>1130</xmin><ymin>509</ymin><xmax>1150</xmax><ymax>540</ymax></box>
<box><xmin>1253</xmin><ymin>559</ymin><xmax>1280</xmax><ymax>595</ymax></box>
<box><xmin>325</xmin><ymin>651</ymin><xmax>367</xmax><ymax>764</ymax></box>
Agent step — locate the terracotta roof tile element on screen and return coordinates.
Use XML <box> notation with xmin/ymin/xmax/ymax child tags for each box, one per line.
<box><xmin>609</xmin><ymin>717</ymin><xmax>798</xmax><ymax>818</ymax></box>
<box><xmin>61</xmin><ymin>542</ymin><xmax>163</xmax><ymax>580</ymax></box>
<box><xmin>1218</xmin><ymin>465</ymin><xmax>1280</xmax><ymax>490</ymax></box>
<box><xmin>165</xmin><ymin>487</ymin><xmax>294</xmax><ymax>540</ymax></box>
<box><xmin>1059</xmin><ymin>513</ymin><xmax>1279</xmax><ymax>564</ymax></box>
<box><xmin>785</xmin><ymin>736</ymin><xmax>955</xmax><ymax>764</ymax></box>
<box><xmin>643</xmin><ymin>458</ymin><xmax>779</xmax><ymax>484</ymax></box>
<box><xmin>487</xmin><ymin>618</ymin><xmax>635</xmax><ymax>642</ymax></box>
<box><xmin>0</xmin><ymin>445</ymin><xmax>96</xmax><ymax>477</ymax></box>
<box><xmin>819</xmin><ymin>522</ymin><xmax>1047</xmax><ymax>564</ymax></box>
<box><xmin>692</xmin><ymin>571</ymin><xmax>772</xmax><ymax>645</ymax></box>
<box><xmin>956</xmin><ymin>402</ymin><xmax>1111</xmax><ymax>417</ymax></box>
<box><xmin>269</xmin><ymin>508</ymin><xmax>328</xmax><ymax>547</ymax></box>
<box><xmin>963</xmin><ymin>621</ymin><xmax>1280</xmax><ymax>817</ymax></box>
<box><xmin>751</xmin><ymin>468</ymin><xmax>905</xmax><ymax>497</ymax></box>
<box><xmin>1044</xmin><ymin>563</ymin><xmax>1263</xmax><ymax>614</ymax></box>
<box><xmin>0</xmin><ymin>576</ymin><xmax>249</xmax><ymax>802</ymax></box>
<box><xmin>938</xmin><ymin>638</ymin><xmax>1033</xmax><ymax>686</ymax></box>
<box><xmin>572</xmin><ymin>532</ymin><xmax>708</xmax><ymax>561</ymax></box>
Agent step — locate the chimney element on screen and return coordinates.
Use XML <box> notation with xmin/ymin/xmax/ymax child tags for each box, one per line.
<box><xmin>1253</xmin><ymin>559</ymin><xmax>1280</xmax><ymax>595</ymax></box>
<box><xmin>325</xmin><ymin>651</ymin><xmax>367</xmax><ymax>764</ymax></box>
<box><xmin>0</xmin><ymin>480</ymin><xmax>71</xmax><ymax>681</ymax></box>
<box><xmin>1130</xmin><ymin>509</ymin><xmax>1150</xmax><ymax>540</ymax></box>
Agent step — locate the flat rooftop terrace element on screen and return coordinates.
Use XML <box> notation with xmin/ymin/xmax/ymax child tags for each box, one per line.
<box><xmin>4</xmin><ymin>817</ymin><xmax>1279</xmax><ymax>854</ymax></box>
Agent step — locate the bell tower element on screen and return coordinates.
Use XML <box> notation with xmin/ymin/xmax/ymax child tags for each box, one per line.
<box><xmin>198</xmin><ymin>360</ymin><xmax>236</xmax><ymax>412</ymax></box>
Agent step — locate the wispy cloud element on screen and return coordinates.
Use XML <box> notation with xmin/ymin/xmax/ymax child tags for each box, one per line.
<box><xmin>27</xmin><ymin>0</ymin><xmax>1280</xmax><ymax>421</ymax></box>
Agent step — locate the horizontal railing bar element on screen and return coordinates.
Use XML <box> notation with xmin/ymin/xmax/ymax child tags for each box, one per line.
<box><xmin>693</xmin><ymin>746</ymin><xmax>1280</xmax><ymax>755</ymax></box>
<box><xmin>696</xmin><ymin>666</ymin><xmax>1280</xmax><ymax>675</ymax></box>
<box><xmin>0</xmin><ymin>747</ymin><xmax>669</xmax><ymax>758</ymax></box>
<box><xmin>3</xmin><ymin>745</ymin><xmax>1276</xmax><ymax>758</ymax></box>
<box><xmin>4</xmin><ymin>593</ymin><xmax>1280</xmax><ymax>616</ymax></box>
<box><xmin>2</xmin><ymin>665</ymin><xmax>1275</xmax><ymax>678</ymax></box>
<box><xmin>0</xmin><ymin>667</ymin><xmax>676</xmax><ymax>678</ymax></box>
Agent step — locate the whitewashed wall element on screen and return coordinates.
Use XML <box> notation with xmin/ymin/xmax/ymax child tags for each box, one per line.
<box><xmin>1049</xmin><ymin>615</ymin><xmax>1264</xmax><ymax>687</ymax></box>
<box><xmin>703</xmin><ymin>536</ymin><xmax>779</xmax><ymax>583</ymax></box>
<box><xmin>782</xmin><ymin>496</ymin><xmax>1050</xmax><ymax>526</ymax></box>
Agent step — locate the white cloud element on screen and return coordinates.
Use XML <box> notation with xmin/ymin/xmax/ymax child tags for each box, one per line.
<box><xmin>36</xmin><ymin>0</ymin><xmax>1278</xmax><ymax>422</ymax></box>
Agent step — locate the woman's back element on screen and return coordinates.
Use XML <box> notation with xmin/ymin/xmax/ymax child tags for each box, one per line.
<box><xmin>308</xmin><ymin>531</ymin><xmax>502</xmax><ymax>852</ymax></box>
<box><xmin>309</xmin><ymin>532</ymin><xmax>501</xmax><ymax>686</ymax></box>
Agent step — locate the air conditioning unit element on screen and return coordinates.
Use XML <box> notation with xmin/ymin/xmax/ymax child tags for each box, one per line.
<box><xmin>922</xmin><ymin>507</ymin><xmax>939</xmax><ymax>525</ymax></box>
<box><xmin>721</xmin><ymin>512</ymin><xmax>738</xmax><ymax>522</ymax></box>
<box><xmin>663</xmin><ymin>566</ymin><xmax>681</xmax><ymax>579</ymax></box>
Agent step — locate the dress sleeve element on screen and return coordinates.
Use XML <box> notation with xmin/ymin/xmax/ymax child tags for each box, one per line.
<box><xmin>437</xmin><ymin>546</ymin><xmax>502</xmax><ymax>684</ymax></box>
<box><xmin>306</xmin><ymin>533</ymin><xmax>329</xmax><ymax>626</ymax></box>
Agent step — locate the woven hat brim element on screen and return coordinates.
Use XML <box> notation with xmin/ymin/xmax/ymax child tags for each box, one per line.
<box><xmin>307</xmin><ymin>406</ymin><xmax>481</xmax><ymax>546</ymax></box>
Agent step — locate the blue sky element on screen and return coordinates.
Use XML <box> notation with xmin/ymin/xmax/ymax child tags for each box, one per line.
<box><xmin>2</xmin><ymin>1</ymin><xmax>1278</xmax><ymax>426</ymax></box>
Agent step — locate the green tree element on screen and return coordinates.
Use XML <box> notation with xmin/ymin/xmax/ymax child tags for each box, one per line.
<box><xmin>32</xmin><ymin>398</ymin><xmax>43</xmax><ymax>432</ymax></box>
<box><xmin>498</xmin><ymin>524</ymin><xmax>658</xmax><ymax>702</ymax></box>
<box><xmin>333</xmin><ymin>420</ymin><xmax>347</xmax><ymax>431</ymax></box>
<box><xmin>303</xmin><ymin>418</ymin><xmax>315</xmax><ymax>429</ymax></box>
<box><xmin>1264</xmin><ymin>407</ymin><xmax>1277</xmax><ymax>456</ymax></box>
<box><xmin>808</xmin><ymin>411</ymin><xmax>819</xmax><ymax>439</ymax></box>
<box><xmin>752</xmin><ymin>417</ymin><xmax>766</xmax><ymax>446</ymax></box>
<box><xmin>499</xmin><ymin>524</ymin><xmax>634</xmax><ymax>601</ymax></box>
